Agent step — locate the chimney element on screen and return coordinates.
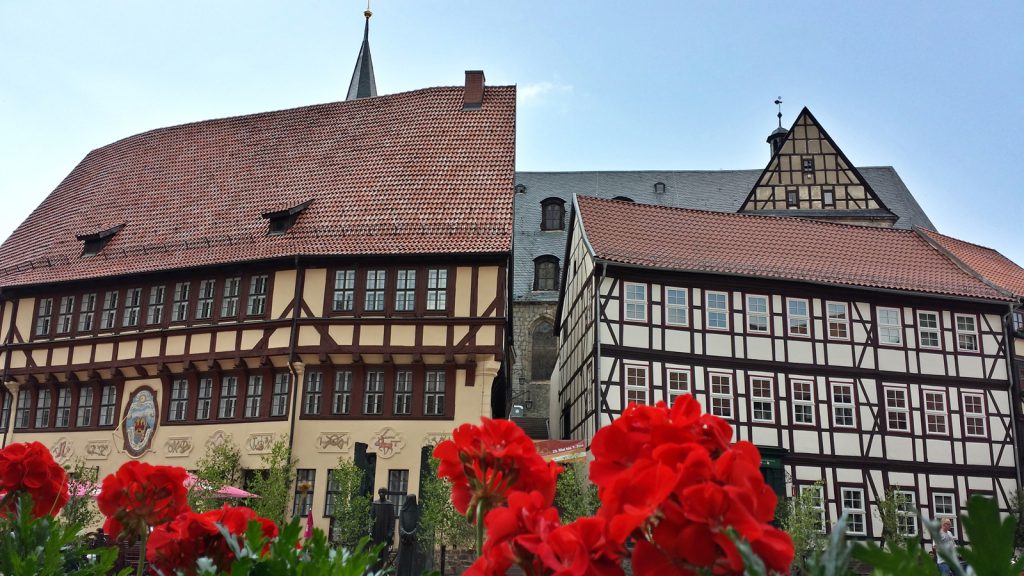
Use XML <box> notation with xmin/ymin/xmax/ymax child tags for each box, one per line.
<box><xmin>463</xmin><ymin>70</ymin><xmax>485</xmax><ymax>110</ymax></box>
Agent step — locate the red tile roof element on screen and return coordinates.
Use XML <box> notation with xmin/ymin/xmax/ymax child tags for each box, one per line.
<box><xmin>0</xmin><ymin>85</ymin><xmax>516</xmax><ymax>288</ymax></box>
<box><xmin>918</xmin><ymin>228</ymin><xmax>1024</xmax><ymax>298</ymax></box>
<box><xmin>575</xmin><ymin>196</ymin><xmax>1010</xmax><ymax>301</ymax></box>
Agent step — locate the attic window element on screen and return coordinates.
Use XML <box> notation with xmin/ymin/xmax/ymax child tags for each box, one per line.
<box><xmin>786</xmin><ymin>188</ymin><xmax>799</xmax><ymax>208</ymax></box>
<box><xmin>514</xmin><ymin>184</ymin><xmax>527</xmax><ymax>194</ymax></box>
<box><xmin>261</xmin><ymin>199</ymin><xmax>314</xmax><ymax>236</ymax></box>
<box><xmin>822</xmin><ymin>188</ymin><xmax>835</xmax><ymax>207</ymax></box>
<box><xmin>76</xmin><ymin>224</ymin><xmax>125</xmax><ymax>257</ymax></box>
<box><xmin>612</xmin><ymin>196</ymin><xmax>634</xmax><ymax>203</ymax></box>
<box><xmin>654</xmin><ymin>182</ymin><xmax>666</xmax><ymax>194</ymax></box>
<box><xmin>802</xmin><ymin>157</ymin><xmax>815</xmax><ymax>174</ymax></box>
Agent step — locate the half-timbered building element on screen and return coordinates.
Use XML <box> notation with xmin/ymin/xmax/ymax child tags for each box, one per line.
<box><xmin>0</xmin><ymin>69</ymin><xmax>515</xmax><ymax>533</ymax></box>
<box><xmin>554</xmin><ymin>195</ymin><xmax>1021</xmax><ymax>544</ymax></box>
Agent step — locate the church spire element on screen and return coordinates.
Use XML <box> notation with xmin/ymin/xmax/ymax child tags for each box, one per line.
<box><xmin>346</xmin><ymin>4</ymin><xmax>377</xmax><ymax>100</ymax></box>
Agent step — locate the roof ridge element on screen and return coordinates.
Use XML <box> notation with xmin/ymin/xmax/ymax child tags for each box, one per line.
<box><xmin>918</xmin><ymin>226</ymin><xmax>1005</xmax><ymax>256</ymax></box>
<box><xmin>913</xmin><ymin>227</ymin><xmax>1015</xmax><ymax>299</ymax></box>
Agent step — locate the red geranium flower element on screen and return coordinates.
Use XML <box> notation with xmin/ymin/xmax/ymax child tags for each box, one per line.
<box><xmin>147</xmin><ymin>505</ymin><xmax>278</xmax><ymax>575</ymax></box>
<box><xmin>0</xmin><ymin>441</ymin><xmax>70</xmax><ymax>517</ymax></box>
<box><xmin>97</xmin><ymin>460</ymin><xmax>190</xmax><ymax>540</ymax></box>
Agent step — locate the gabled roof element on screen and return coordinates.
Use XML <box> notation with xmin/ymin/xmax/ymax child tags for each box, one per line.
<box><xmin>0</xmin><ymin>85</ymin><xmax>516</xmax><ymax>288</ymax></box>
<box><xmin>917</xmin><ymin>228</ymin><xmax>1024</xmax><ymax>298</ymax></box>
<box><xmin>573</xmin><ymin>195</ymin><xmax>1009</xmax><ymax>301</ymax></box>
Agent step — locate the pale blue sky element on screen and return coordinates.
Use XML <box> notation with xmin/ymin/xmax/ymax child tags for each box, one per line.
<box><xmin>2</xmin><ymin>1</ymin><xmax>1022</xmax><ymax>264</ymax></box>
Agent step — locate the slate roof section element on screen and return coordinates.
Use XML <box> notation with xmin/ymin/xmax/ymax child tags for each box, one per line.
<box><xmin>0</xmin><ymin>85</ymin><xmax>516</xmax><ymax>288</ymax></box>
<box><xmin>574</xmin><ymin>195</ymin><xmax>1008</xmax><ymax>301</ymax></box>
<box><xmin>512</xmin><ymin>167</ymin><xmax>934</xmax><ymax>301</ymax></box>
<box><xmin>347</xmin><ymin>13</ymin><xmax>377</xmax><ymax>100</ymax></box>
<box><xmin>917</xmin><ymin>228</ymin><xmax>1024</xmax><ymax>298</ymax></box>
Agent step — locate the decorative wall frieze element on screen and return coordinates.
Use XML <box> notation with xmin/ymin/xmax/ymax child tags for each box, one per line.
<box><xmin>422</xmin><ymin>432</ymin><xmax>451</xmax><ymax>448</ymax></box>
<box><xmin>247</xmin><ymin>433</ymin><xmax>275</xmax><ymax>455</ymax></box>
<box><xmin>50</xmin><ymin>437</ymin><xmax>74</xmax><ymax>463</ymax></box>
<box><xmin>372</xmin><ymin>427</ymin><xmax>405</xmax><ymax>459</ymax></box>
<box><xmin>85</xmin><ymin>440</ymin><xmax>111</xmax><ymax>460</ymax></box>
<box><xmin>316</xmin><ymin>432</ymin><xmax>351</xmax><ymax>453</ymax></box>
<box><xmin>164</xmin><ymin>436</ymin><xmax>194</xmax><ymax>458</ymax></box>
<box><xmin>206</xmin><ymin>430</ymin><xmax>233</xmax><ymax>449</ymax></box>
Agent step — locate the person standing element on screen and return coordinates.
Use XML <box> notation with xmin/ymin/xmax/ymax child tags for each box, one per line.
<box><xmin>935</xmin><ymin>518</ymin><xmax>956</xmax><ymax>576</ymax></box>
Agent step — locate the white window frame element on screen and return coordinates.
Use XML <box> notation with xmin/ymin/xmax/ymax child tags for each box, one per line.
<box><xmin>745</xmin><ymin>294</ymin><xmax>769</xmax><ymax>334</ymax></box>
<box><xmin>750</xmin><ymin>375</ymin><xmax>774</xmax><ymax>423</ymax></box>
<box><xmin>830</xmin><ymin>379</ymin><xmax>856</xmax><ymax>428</ymax></box>
<box><xmin>962</xmin><ymin>392</ymin><xmax>987</xmax><ymax>438</ymax></box>
<box><xmin>923</xmin><ymin>389</ymin><xmax>948</xmax><ymax>435</ymax></box>
<box><xmin>426</xmin><ymin>269</ymin><xmax>448</xmax><ymax>311</ymax></box>
<box><xmin>841</xmin><ymin>487</ymin><xmax>867</xmax><ymax>535</ymax></box>
<box><xmin>709</xmin><ymin>372</ymin><xmax>733</xmax><ymax>419</ymax></box>
<box><xmin>787</xmin><ymin>298</ymin><xmax>810</xmax><ymax>337</ymax></box>
<box><xmin>826</xmin><ymin>301</ymin><xmax>849</xmax><ymax>341</ymax></box>
<box><xmin>884</xmin><ymin>386</ymin><xmax>910</xmax><ymax>432</ymax></box>
<box><xmin>624</xmin><ymin>364</ymin><xmax>648</xmax><ymax>406</ymax></box>
<box><xmin>666</xmin><ymin>368</ymin><xmax>690</xmax><ymax>407</ymax></box>
<box><xmin>955</xmin><ymin>313</ymin><xmax>979</xmax><ymax>352</ymax></box>
<box><xmin>917</xmin><ymin>311</ymin><xmax>941</xmax><ymax>349</ymax></box>
<box><xmin>895</xmin><ymin>490</ymin><xmax>918</xmax><ymax>536</ymax></box>
<box><xmin>800</xmin><ymin>484</ymin><xmax>826</xmax><ymax>533</ymax></box>
<box><xmin>664</xmin><ymin>287</ymin><xmax>689</xmax><ymax>327</ymax></box>
<box><xmin>791</xmin><ymin>379</ymin><xmax>815</xmax><ymax>425</ymax></box>
<box><xmin>705</xmin><ymin>291</ymin><xmax>729</xmax><ymax>331</ymax></box>
<box><xmin>932</xmin><ymin>493</ymin><xmax>956</xmax><ymax>533</ymax></box>
<box><xmin>877</xmin><ymin>307</ymin><xmax>902</xmax><ymax>346</ymax></box>
<box><xmin>624</xmin><ymin>283</ymin><xmax>647</xmax><ymax>322</ymax></box>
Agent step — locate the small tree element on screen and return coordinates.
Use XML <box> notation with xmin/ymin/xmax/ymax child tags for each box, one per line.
<box><xmin>419</xmin><ymin>457</ymin><xmax>473</xmax><ymax>555</ymax></box>
<box><xmin>190</xmin><ymin>437</ymin><xmax>243</xmax><ymax>512</ymax></box>
<box><xmin>328</xmin><ymin>457</ymin><xmax>373</xmax><ymax>549</ymax></box>
<box><xmin>59</xmin><ymin>459</ymin><xmax>100</xmax><ymax>531</ymax></box>
<box><xmin>553</xmin><ymin>461</ymin><xmax>599</xmax><ymax>524</ymax></box>
<box><xmin>246</xmin><ymin>436</ymin><xmax>297</xmax><ymax>526</ymax></box>
<box><xmin>1011</xmin><ymin>488</ymin><xmax>1024</xmax><ymax>553</ymax></box>
<box><xmin>875</xmin><ymin>489</ymin><xmax>911</xmax><ymax>550</ymax></box>
<box><xmin>781</xmin><ymin>481</ymin><xmax>827</xmax><ymax>575</ymax></box>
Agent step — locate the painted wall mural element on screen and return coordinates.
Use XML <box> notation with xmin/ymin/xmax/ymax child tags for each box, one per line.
<box><xmin>122</xmin><ymin>387</ymin><xmax>158</xmax><ymax>458</ymax></box>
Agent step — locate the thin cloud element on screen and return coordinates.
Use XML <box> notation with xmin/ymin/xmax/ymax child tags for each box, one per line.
<box><xmin>518</xmin><ymin>81</ymin><xmax>573</xmax><ymax>104</ymax></box>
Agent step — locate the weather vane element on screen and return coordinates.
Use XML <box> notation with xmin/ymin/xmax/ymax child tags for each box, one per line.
<box><xmin>774</xmin><ymin>97</ymin><xmax>783</xmax><ymax>128</ymax></box>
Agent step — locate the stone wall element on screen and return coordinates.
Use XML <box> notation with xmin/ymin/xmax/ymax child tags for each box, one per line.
<box><xmin>510</xmin><ymin>301</ymin><xmax>558</xmax><ymax>422</ymax></box>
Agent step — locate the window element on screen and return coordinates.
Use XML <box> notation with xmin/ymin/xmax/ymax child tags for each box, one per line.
<box><xmin>304</xmin><ymin>370</ymin><xmax>323</xmax><ymax>415</ymax></box>
<box><xmin>534</xmin><ymin>256</ymin><xmax>559</xmax><ymax>292</ymax></box>
<box><xmin>219</xmin><ymin>376</ymin><xmax>238</xmax><ymax>419</ymax></box>
<box><xmin>917</xmin><ymin>311</ymin><xmax>940</xmax><ymax>349</ymax></box>
<box><xmin>822</xmin><ymin>188</ymin><xmax>835</xmax><ymax>207</ymax></box>
<box><xmin>786</xmin><ymin>188</ymin><xmax>798</xmax><ymax>208</ymax></box>
<box><xmin>625</xmin><ymin>364</ymin><xmax>648</xmax><ymax>406</ymax></box>
<box><xmin>35</xmin><ymin>298</ymin><xmax>53</xmax><ymax>336</ymax></box>
<box><xmin>292</xmin><ymin>469</ymin><xmax>316</xmax><ymax>516</ymax></box>
<box><xmin>35</xmin><ymin>389</ymin><xmax>51</xmax><ymax>428</ymax></box>
<box><xmin>831</xmin><ymin>381</ymin><xmax>856</xmax><ymax>428</ymax></box>
<box><xmin>57</xmin><ymin>296</ymin><xmax>75</xmax><ymax>334</ymax></box>
<box><xmin>364</xmin><ymin>271</ymin><xmax>385</xmax><ymax>312</ymax></box>
<box><xmin>746</xmin><ymin>295</ymin><xmax>769</xmax><ymax>333</ymax></box>
<box><xmin>55</xmin><ymin>388</ymin><xmax>71</xmax><ymax>427</ymax></box>
<box><xmin>624</xmin><ymin>283</ymin><xmax>647</xmax><ymax>322</ymax></box>
<box><xmin>933</xmin><ymin>493</ymin><xmax>956</xmax><ymax>531</ymax></box>
<box><xmin>800</xmin><ymin>484</ymin><xmax>826</xmax><ymax>532</ymax></box>
<box><xmin>222</xmin><ymin>277</ymin><xmax>241</xmax><ymax>317</ymax></box>
<box><xmin>332</xmin><ymin>270</ymin><xmax>356</xmax><ymax>312</ymax></box>
<box><xmin>147</xmin><ymin>286</ymin><xmax>166</xmax><ymax>325</ymax></box>
<box><xmin>0</xmin><ymin>392</ymin><xmax>10</xmax><ymax>431</ymax></box>
<box><xmin>541</xmin><ymin>198</ymin><xmax>565</xmax><ymax>231</ymax></box>
<box><xmin>787</xmin><ymin>298</ymin><xmax>809</xmax><ymax>336</ymax></box>
<box><xmin>76</xmin><ymin>387</ymin><xmax>94</xmax><ymax>427</ymax></box>
<box><xmin>424</xmin><ymin>371</ymin><xmax>446</xmax><ymax>416</ymax></box>
<box><xmin>363</xmin><ymin>371</ymin><xmax>384</xmax><ymax>415</ymax></box>
<box><xmin>665</xmin><ymin>287</ymin><xmax>689</xmax><ymax>326</ymax></box>
<box><xmin>802</xmin><ymin>157</ymin><xmax>815</xmax><ymax>174</ymax></box>
<box><xmin>100</xmin><ymin>291</ymin><xmax>119</xmax><ymax>329</ymax></box>
<box><xmin>79</xmin><ymin>293</ymin><xmax>97</xmax><ymax>332</ymax></box>
<box><xmin>885</xmin><ymin>387</ymin><xmax>910</xmax><ymax>432</ymax></box>
<box><xmin>963</xmin><ymin>393</ymin><xmax>987</xmax><ymax>437</ymax></box>
<box><xmin>1015</xmin><ymin>311</ymin><xmax>1024</xmax><ymax>335</ymax></box>
<box><xmin>955</xmin><ymin>314</ymin><xmax>978</xmax><ymax>352</ymax></box>
<box><xmin>531</xmin><ymin>320</ymin><xmax>558</xmax><ymax>380</ymax></box>
<box><xmin>123</xmin><ymin>288</ymin><xmax>142</xmax><ymax>327</ymax></box>
<box><xmin>245</xmin><ymin>375</ymin><xmax>263</xmax><ymax>418</ymax></box>
<box><xmin>15</xmin><ymin>389</ymin><xmax>30</xmax><ymax>428</ymax></box>
<box><xmin>877</xmin><ymin>307</ymin><xmax>902</xmax><ymax>345</ymax></box>
<box><xmin>791</xmin><ymin>380</ymin><xmax>815</xmax><ymax>425</ymax></box>
<box><xmin>841</xmin><ymin>488</ymin><xmax>866</xmax><ymax>535</ymax></box>
<box><xmin>924</xmin><ymin>390</ymin><xmax>948</xmax><ymax>435</ymax></box>
<box><xmin>172</xmin><ymin>282</ymin><xmax>190</xmax><ymax>323</ymax></box>
<box><xmin>271</xmin><ymin>373</ymin><xmax>290</xmax><ymax>417</ymax></box>
<box><xmin>197</xmin><ymin>377</ymin><xmax>213</xmax><ymax>420</ymax></box>
<box><xmin>247</xmin><ymin>275</ymin><xmax>269</xmax><ymax>316</ymax></box>
<box><xmin>896</xmin><ymin>490</ymin><xmax>918</xmax><ymax>536</ymax></box>
<box><xmin>196</xmin><ymin>280</ymin><xmax>216</xmax><ymax>320</ymax></box>
<box><xmin>332</xmin><ymin>371</ymin><xmax>352</xmax><ymax>415</ymax></box>
<box><xmin>325</xmin><ymin>469</ymin><xmax>343</xmax><ymax>517</ymax></box>
<box><xmin>426</xmin><ymin>269</ymin><xmax>448</xmax><ymax>311</ymax></box>
<box><xmin>710</xmin><ymin>373</ymin><xmax>733</xmax><ymax>419</ymax></box>
<box><xmin>387</xmin><ymin>470</ymin><xmax>410</xmax><ymax>514</ymax></box>
<box><xmin>395</xmin><ymin>270</ymin><xmax>416</xmax><ymax>312</ymax></box>
<box><xmin>98</xmin><ymin>385</ymin><xmax>117</xmax><ymax>426</ymax></box>
<box><xmin>392</xmin><ymin>371</ymin><xmax>412</xmax><ymax>415</ymax></box>
<box><xmin>654</xmin><ymin>182</ymin><xmax>666</xmax><ymax>194</ymax></box>
<box><xmin>826</xmin><ymin>302</ymin><xmax>849</xmax><ymax>340</ymax></box>
<box><xmin>666</xmin><ymin>369</ymin><xmax>690</xmax><ymax>407</ymax></box>
<box><xmin>706</xmin><ymin>291</ymin><xmax>729</xmax><ymax>330</ymax></box>
<box><xmin>750</xmin><ymin>376</ymin><xmax>774</xmax><ymax>423</ymax></box>
<box><xmin>169</xmin><ymin>379</ymin><xmax>188</xmax><ymax>421</ymax></box>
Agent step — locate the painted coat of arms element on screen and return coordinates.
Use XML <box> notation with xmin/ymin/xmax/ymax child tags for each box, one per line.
<box><xmin>122</xmin><ymin>387</ymin><xmax>157</xmax><ymax>458</ymax></box>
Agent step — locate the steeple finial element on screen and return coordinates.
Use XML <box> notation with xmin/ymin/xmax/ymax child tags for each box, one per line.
<box><xmin>766</xmin><ymin>96</ymin><xmax>788</xmax><ymax>157</ymax></box>
<box><xmin>774</xmin><ymin>97</ymin><xmax>783</xmax><ymax>128</ymax></box>
<box><xmin>346</xmin><ymin>2</ymin><xmax>378</xmax><ymax>100</ymax></box>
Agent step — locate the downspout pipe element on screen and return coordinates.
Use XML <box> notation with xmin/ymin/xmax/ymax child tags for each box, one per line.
<box><xmin>287</xmin><ymin>256</ymin><xmax>305</xmax><ymax>462</ymax></box>
<box><xmin>1003</xmin><ymin>301</ymin><xmax>1024</xmax><ymax>489</ymax></box>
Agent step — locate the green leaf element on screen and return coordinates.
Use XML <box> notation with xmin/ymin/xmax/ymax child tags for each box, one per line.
<box><xmin>852</xmin><ymin>537</ymin><xmax>936</xmax><ymax>576</ymax></box>
<box><xmin>957</xmin><ymin>495</ymin><xmax>1021</xmax><ymax>576</ymax></box>
<box><xmin>724</xmin><ymin>528</ymin><xmax>767</xmax><ymax>576</ymax></box>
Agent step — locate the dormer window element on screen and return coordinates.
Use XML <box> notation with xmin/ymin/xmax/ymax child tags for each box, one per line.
<box><xmin>613</xmin><ymin>196</ymin><xmax>634</xmax><ymax>203</ymax></box>
<box><xmin>262</xmin><ymin>200</ymin><xmax>313</xmax><ymax>236</ymax></box>
<box><xmin>654</xmin><ymin>182</ymin><xmax>666</xmax><ymax>194</ymax></box>
<box><xmin>540</xmin><ymin>198</ymin><xmax>565</xmax><ymax>231</ymax></box>
<box><xmin>76</xmin><ymin>224</ymin><xmax>124</xmax><ymax>257</ymax></box>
